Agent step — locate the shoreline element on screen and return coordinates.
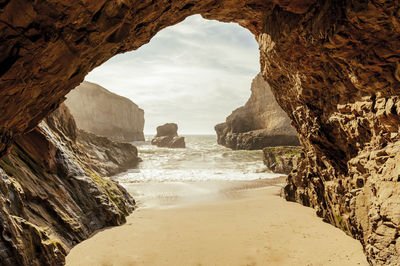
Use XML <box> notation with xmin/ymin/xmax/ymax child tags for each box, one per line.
<box><xmin>66</xmin><ymin>179</ymin><xmax>367</xmax><ymax>266</ymax></box>
<box><xmin>120</xmin><ymin>176</ymin><xmax>287</xmax><ymax>209</ymax></box>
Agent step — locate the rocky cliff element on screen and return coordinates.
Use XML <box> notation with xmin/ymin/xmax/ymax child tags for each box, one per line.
<box><xmin>263</xmin><ymin>146</ymin><xmax>302</xmax><ymax>175</ymax></box>
<box><xmin>0</xmin><ymin>104</ymin><xmax>137</xmax><ymax>265</ymax></box>
<box><xmin>65</xmin><ymin>81</ymin><xmax>145</xmax><ymax>142</ymax></box>
<box><xmin>215</xmin><ymin>73</ymin><xmax>299</xmax><ymax>150</ymax></box>
<box><xmin>1</xmin><ymin>1</ymin><xmax>400</xmax><ymax>264</ymax></box>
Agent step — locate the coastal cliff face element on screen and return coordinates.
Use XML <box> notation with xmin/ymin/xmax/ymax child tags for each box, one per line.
<box><xmin>215</xmin><ymin>73</ymin><xmax>299</xmax><ymax>150</ymax></box>
<box><xmin>263</xmin><ymin>146</ymin><xmax>302</xmax><ymax>175</ymax></box>
<box><xmin>0</xmin><ymin>104</ymin><xmax>136</xmax><ymax>265</ymax></box>
<box><xmin>65</xmin><ymin>81</ymin><xmax>145</xmax><ymax>142</ymax></box>
<box><xmin>1</xmin><ymin>1</ymin><xmax>400</xmax><ymax>264</ymax></box>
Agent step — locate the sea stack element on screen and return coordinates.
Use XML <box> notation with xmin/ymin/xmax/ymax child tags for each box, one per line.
<box><xmin>215</xmin><ymin>73</ymin><xmax>299</xmax><ymax>150</ymax></box>
<box><xmin>65</xmin><ymin>81</ymin><xmax>145</xmax><ymax>142</ymax></box>
<box><xmin>151</xmin><ymin>123</ymin><xmax>185</xmax><ymax>148</ymax></box>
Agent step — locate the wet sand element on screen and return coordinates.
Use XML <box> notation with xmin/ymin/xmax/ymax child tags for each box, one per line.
<box><xmin>66</xmin><ymin>178</ymin><xmax>368</xmax><ymax>266</ymax></box>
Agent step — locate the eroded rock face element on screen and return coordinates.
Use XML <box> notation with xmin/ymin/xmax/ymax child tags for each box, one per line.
<box><xmin>65</xmin><ymin>81</ymin><xmax>145</xmax><ymax>142</ymax></box>
<box><xmin>215</xmin><ymin>73</ymin><xmax>299</xmax><ymax>150</ymax></box>
<box><xmin>263</xmin><ymin>146</ymin><xmax>302</xmax><ymax>175</ymax></box>
<box><xmin>0</xmin><ymin>104</ymin><xmax>135</xmax><ymax>265</ymax></box>
<box><xmin>77</xmin><ymin>130</ymin><xmax>140</xmax><ymax>177</ymax></box>
<box><xmin>0</xmin><ymin>0</ymin><xmax>312</xmax><ymax>158</ymax></box>
<box><xmin>1</xmin><ymin>1</ymin><xmax>400</xmax><ymax>264</ymax></box>
<box><xmin>155</xmin><ymin>123</ymin><xmax>178</xmax><ymax>138</ymax></box>
<box><xmin>151</xmin><ymin>123</ymin><xmax>185</xmax><ymax>148</ymax></box>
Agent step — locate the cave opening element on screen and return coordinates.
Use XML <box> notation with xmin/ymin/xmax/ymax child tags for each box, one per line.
<box><xmin>1</xmin><ymin>1</ymin><xmax>398</xmax><ymax>264</ymax></box>
<box><xmin>64</xmin><ymin>14</ymin><xmax>291</xmax><ymax>208</ymax></box>
<box><xmin>80</xmin><ymin>15</ymin><xmax>260</xmax><ymax>135</ymax></box>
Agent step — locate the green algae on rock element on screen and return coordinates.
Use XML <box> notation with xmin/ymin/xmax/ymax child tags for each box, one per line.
<box><xmin>263</xmin><ymin>146</ymin><xmax>302</xmax><ymax>175</ymax></box>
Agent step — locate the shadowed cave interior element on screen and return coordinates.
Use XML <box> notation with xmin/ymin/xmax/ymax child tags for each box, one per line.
<box><xmin>0</xmin><ymin>1</ymin><xmax>400</xmax><ymax>265</ymax></box>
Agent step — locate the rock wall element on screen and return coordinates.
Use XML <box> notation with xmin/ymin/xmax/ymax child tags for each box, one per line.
<box><xmin>0</xmin><ymin>104</ymin><xmax>136</xmax><ymax>265</ymax></box>
<box><xmin>1</xmin><ymin>1</ymin><xmax>400</xmax><ymax>264</ymax></box>
<box><xmin>215</xmin><ymin>73</ymin><xmax>299</xmax><ymax>150</ymax></box>
<box><xmin>76</xmin><ymin>130</ymin><xmax>141</xmax><ymax>176</ymax></box>
<box><xmin>263</xmin><ymin>146</ymin><xmax>302</xmax><ymax>175</ymax></box>
<box><xmin>65</xmin><ymin>81</ymin><xmax>145</xmax><ymax>142</ymax></box>
<box><xmin>260</xmin><ymin>3</ymin><xmax>400</xmax><ymax>265</ymax></box>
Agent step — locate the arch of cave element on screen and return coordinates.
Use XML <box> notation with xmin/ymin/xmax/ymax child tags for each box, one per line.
<box><xmin>2</xmin><ymin>1</ymin><xmax>399</xmax><ymax>263</ymax></box>
<box><xmin>0</xmin><ymin>0</ymin><xmax>313</xmax><ymax>156</ymax></box>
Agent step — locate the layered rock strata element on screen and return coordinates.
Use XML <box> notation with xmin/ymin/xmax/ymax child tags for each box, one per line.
<box><xmin>0</xmin><ymin>104</ymin><xmax>136</xmax><ymax>265</ymax></box>
<box><xmin>65</xmin><ymin>81</ymin><xmax>145</xmax><ymax>142</ymax></box>
<box><xmin>1</xmin><ymin>1</ymin><xmax>400</xmax><ymax>264</ymax></box>
<box><xmin>215</xmin><ymin>73</ymin><xmax>299</xmax><ymax>150</ymax></box>
<box><xmin>76</xmin><ymin>130</ymin><xmax>140</xmax><ymax>176</ymax></box>
<box><xmin>151</xmin><ymin>123</ymin><xmax>185</xmax><ymax>148</ymax></box>
<box><xmin>263</xmin><ymin>146</ymin><xmax>302</xmax><ymax>175</ymax></box>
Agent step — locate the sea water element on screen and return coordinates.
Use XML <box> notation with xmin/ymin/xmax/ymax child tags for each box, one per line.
<box><xmin>115</xmin><ymin>135</ymin><xmax>282</xmax><ymax>208</ymax></box>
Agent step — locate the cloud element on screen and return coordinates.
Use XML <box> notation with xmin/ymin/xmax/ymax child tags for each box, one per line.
<box><xmin>84</xmin><ymin>15</ymin><xmax>260</xmax><ymax>134</ymax></box>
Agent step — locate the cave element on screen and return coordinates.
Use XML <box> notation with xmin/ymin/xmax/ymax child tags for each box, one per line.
<box><xmin>1</xmin><ymin>0</ymin><xmax>400</xmax><ymax>264</ymax></box>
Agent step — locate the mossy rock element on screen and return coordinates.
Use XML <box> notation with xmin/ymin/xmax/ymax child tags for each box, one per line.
<box><xmin>86</xmin><ymin>169</ymin><xmax>133</xmax><ymax>216</ymax></box>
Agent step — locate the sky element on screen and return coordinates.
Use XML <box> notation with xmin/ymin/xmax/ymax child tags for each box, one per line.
<box><xmin>85</xmin><ymin>15</ymin><xmax>260</xmax><ymax>135</ymax></box>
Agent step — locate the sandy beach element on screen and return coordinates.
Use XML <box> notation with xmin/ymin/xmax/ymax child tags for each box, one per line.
<box><xmin>66</xmin><ymin>178</ymin><xmax>368</xmax><ymax>266</ymax></box>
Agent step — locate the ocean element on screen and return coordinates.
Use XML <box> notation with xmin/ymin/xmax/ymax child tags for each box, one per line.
<box><xmin>114</xmin><ymin>135</ymin><xmax>282</xmax><ymax>208</ymax></box>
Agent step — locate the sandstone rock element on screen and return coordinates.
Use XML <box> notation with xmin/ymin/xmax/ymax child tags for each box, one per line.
<box><xmin>263</xmin><ymin>146</ymin><xmax>302</xmax><ymax>174</ymax></box>
<box><xmin>1</xmin><ymin>1</ymin><xmax>400</xmax><ymax>264</ymax></box>
<box><xmin>156</xmin><ymin>123</ymin><xmax>178</xmax><ymax>138</ymax></box>
<box><xmin>151</xmin><ymin>136</ymin><xmax>172</xmax><ymax>147</ymax></box>
<box><xmin>170</xmin><ymin>136</ymin><xmax>186</xmax><ymax>148</ymax></box>
<box><xmin>215</xmin><ymin>73</ymin><xmax>299</xmax><ymax>150</ymax></box>
<box><xmin>151</xmin><ymin>123</ymin><xmax>185</xmax><ymax>148</ymax></box>
<box><xmin>65</xmin><ymin>81</ymin><xmax>145</xmax><ymax>142</ymax></box>
<box><xmin>77</xmin><ymin>130</ymin><xmax>140</xmax><ymax>176</ymax></box>
<box><xmin>0</xmin><ymin>104</ymin><xmax>136</xmax><ymax>265</ymax></box>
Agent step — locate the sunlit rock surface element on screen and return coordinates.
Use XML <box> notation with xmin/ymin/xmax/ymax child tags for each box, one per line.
<box><xmin>1</xmin><ymin>0</ymin><xmax>400</xmax><ymax>264</ymax></box>
<box><xmin>0</xmin><ymin>104</ymin><xmax>136</xmax><ymax>265</ymax></box>
<box><xmin>65</xmin><ymin>81</ymin><xmax>145</xmax><ymax>142</ymax></box>
<box><xmin>215</xmin><ymin>73</ymin><xmax>299</xmax><ymax>150</ymax></box>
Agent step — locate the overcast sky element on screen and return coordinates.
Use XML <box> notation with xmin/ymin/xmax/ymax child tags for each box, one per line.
<box><xmin>85</xmin><ymin>15</ymin><xmax>260</xmax><ymax>134</ymax></box>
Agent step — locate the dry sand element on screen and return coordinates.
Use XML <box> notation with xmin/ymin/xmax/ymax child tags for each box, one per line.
<box><xmin>66</xmin><ymin>178</ymin><xmax>368</xmax><ymax>266</ymax></box>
